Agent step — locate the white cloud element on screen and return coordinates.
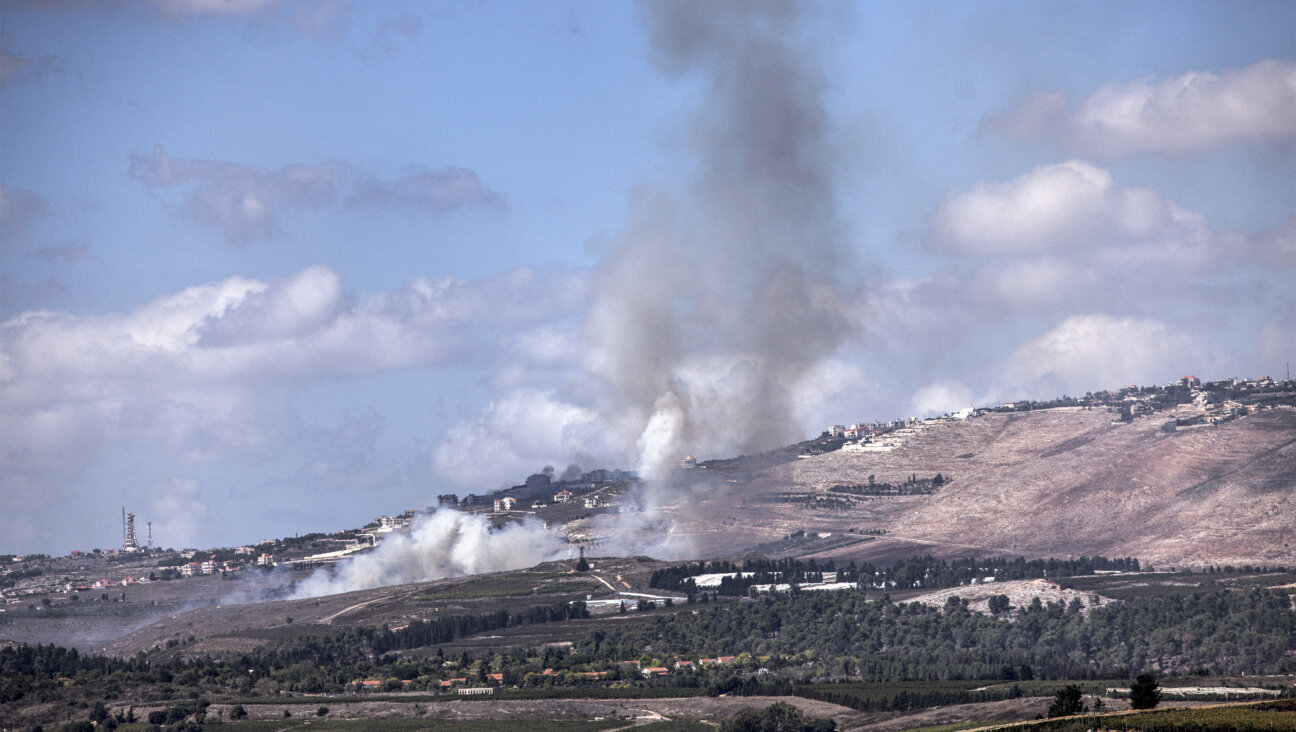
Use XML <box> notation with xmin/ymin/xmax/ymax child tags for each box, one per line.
<box><xmin>1008</xmin><ymin>314</ymin><xmax>1204</xmax><ymax>397</ymax></box>
<box><xmin>991</xmin><ymin>59</ymin><xmax>1296</xmax><ymax>156</ymax></box>
<box><xmin>927</xmin><ymin>160</ymin><xmax>1214</xmax><ymax>259</ymax></box>
<box><xmin>149</xmin><ymin>0</ymin><xmax>282</xmax><ymax>17</ymax></box>
<box><xmin>967</xmin><ymin>257</ymin><xmax>1095</xmax><ymax>309</ymax></box>
<box><xmin>0</xmin><ymin>265</ymin><xmax>588</xmax><ymax>527</ymax></box>
<box><xmin>431</xmin><ymin>389</ymin><xmax>621</xmax><ymax>490</ymax></box>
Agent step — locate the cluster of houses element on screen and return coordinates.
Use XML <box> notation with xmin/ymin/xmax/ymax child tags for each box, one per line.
<box><xmin>65</xmin><ymin>576</ymin><xmax>153</xmax><ymax>592</ymax></box>
<box><xmin>492</xmin><ymin>486</ymin><xmax>619</xmax><ymax>513</ymax></box>
<box><xmin>823</xmin><ymin>375</ymin><xmax>1294</xmax><ymax>449</ymax></box>
<box><xmin>828</xmin><ymin>418</ymin><xmax>920</xmax><ymax>440</ymax></box>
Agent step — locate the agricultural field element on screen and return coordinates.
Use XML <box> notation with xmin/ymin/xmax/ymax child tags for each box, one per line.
<box><xmin>1004</xmin><ymin>698</ymin><xmax>1296</xmax><ymax>732</ymax></box>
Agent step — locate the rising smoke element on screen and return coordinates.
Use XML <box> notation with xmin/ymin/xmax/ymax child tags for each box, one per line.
<box><xmin>289</xmin><ymin>3</ymin><xmax>858</xmax><ymax>598</ymax></box>
<box><xmin>588</xmin><ymin>0</ymin><xmax>856</xmax><ymax>481</ymax></box>
<box><xmin>288</xmin><ymin>510</ymin><xmax>566</xmax><ymax>599</ymax></box>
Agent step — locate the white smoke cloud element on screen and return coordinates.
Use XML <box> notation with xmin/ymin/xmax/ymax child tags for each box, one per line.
<box><xmin>989</xmin><ymin>59</ymin><xmax>1296</xmax><ymax>156</ymax></box>
<box><xmin>911</xmin><ymin>381</ymin><xmax>975</xmax><ymax>418</ymax></box>
<box><xmin>289</xmin><ymin>510</ymin><xmax>566</xmax><ymax>598</ymax></box>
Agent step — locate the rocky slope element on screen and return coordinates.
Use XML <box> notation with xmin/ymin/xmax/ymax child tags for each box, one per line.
<box><xmin>637</xmin><ymin>405</ymin><xmax>1296</xmax><ymax>568</ymax></box>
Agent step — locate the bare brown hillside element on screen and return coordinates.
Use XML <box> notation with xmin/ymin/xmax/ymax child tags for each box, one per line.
<box><xmin>634</xmin><ymin>406</ymin><xmax>1296</xmax><ymax>568</ymax></box>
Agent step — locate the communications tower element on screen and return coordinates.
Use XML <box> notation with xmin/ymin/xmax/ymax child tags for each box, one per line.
<box><xmin>122</xmin><ymin>507</ymin><xmax>140</xmax><ymax>552</ymax></box>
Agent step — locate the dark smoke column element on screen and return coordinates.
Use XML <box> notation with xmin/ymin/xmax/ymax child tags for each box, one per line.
<box><xmin>588</xmin><ymin>0</ymin><xmax>856</xmax><ymax>482</ymax></box>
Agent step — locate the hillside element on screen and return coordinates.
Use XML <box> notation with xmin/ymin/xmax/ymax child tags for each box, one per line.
<box><xmin>611</xmin><ymin>405</ymin><xmax>1296</xmax><ymax>568</ymax></box>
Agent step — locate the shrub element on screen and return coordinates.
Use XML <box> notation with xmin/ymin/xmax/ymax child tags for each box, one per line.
<box><xmin>1047</xmin><ymin>685</ymin><xmax>1085</xmax><ymax>717</ymax></box>
<box><xmin>1129</xmin><ymin>672</ymin><xmax>1161</xmax><ymax>709</ymax></box>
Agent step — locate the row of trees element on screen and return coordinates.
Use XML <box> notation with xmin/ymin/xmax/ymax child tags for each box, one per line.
<box><xmin>649</xmin><ymin>554</ymin><xmax>1141</xmax><ymax>594</ymax></box>
<box><xmin>570</xmin><ymin>587</ymin><xmax>1295</xmax><ymax>680</ymax></box>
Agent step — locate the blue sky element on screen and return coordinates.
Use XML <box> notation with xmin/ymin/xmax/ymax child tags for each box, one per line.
<box><xmin>1</xmin><ymin>0</ymin><xmax>1293</xmax><ymax>556</ymax></box>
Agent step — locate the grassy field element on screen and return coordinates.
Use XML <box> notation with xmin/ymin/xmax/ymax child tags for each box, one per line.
<box><xmin>1053</xmin><ymin>570</ymin><xmax>1296</xmax><ymax>600</ymax></box>
<box><xmin>411</xmin><ymin>571</ymin><xmax>604</xmax><ymax>602</ymax></box>
<box><xmin>108</xmin><ymin>721</ymin><xmax>634</xmax><ymax>732</ymax></box>
<box><xmin>991</xmin><ymin>698</ymin><xmax>1296</xmax><ymax>732</ymax></box>
<box><xmin>415</xmin><ymin>580</ymin><xmax>603</xmax><ymax>601</ymax></box>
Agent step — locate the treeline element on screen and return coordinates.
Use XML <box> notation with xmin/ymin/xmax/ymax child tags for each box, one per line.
<box><xmin>649</xmin><ymin>555</ymin><xmax>1140</xmax><ymax>594</ymax></box>
<box><xmin>828</xmin><ymin>473</ymin><xmax>945</xmax><ymax>496</ymax></box>
<box><xmin>572</xmin><ymin>587</ymin><xmax>1295</xmax><ymax>680</ymax></box>
<box><xmin>874</xmin><ymin>555</ymin><xmax>1139</xmax><ymax>591</ymax></box>
<box><xmin>369</xmin><ymin>600</ymin><xmax>587</xmax><ymax>654</ymax></box>
<box><xmin>711</xmin><ymin>676</ymin><xmax>1028</xmax><ymax>712</ymax></box>
<box><xmin>0</xmin><ymin>600</ymin><xmax>588</xmax><ymax>704</ymax></box>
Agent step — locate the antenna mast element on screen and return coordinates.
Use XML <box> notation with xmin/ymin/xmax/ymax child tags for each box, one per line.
<box><xmin>122</xmin><ymin>508</ymin><xmax>139</xmax><ymax>552</ymax></box>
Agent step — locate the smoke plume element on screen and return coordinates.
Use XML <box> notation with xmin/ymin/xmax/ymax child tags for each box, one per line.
<box><xmin>588</xmin><ymin>0</ymin><xmax>856</xmax><ymax>480</ymax></box>
<box><xmin>289</xmin><ymin>510</ymin><xmax>566</xmax><ymax>599</ymax></box>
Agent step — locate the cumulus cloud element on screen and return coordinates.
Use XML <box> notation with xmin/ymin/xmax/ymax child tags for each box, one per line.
<box><xmin>927</xmin><ymin>160</ymin><xmax>1214</xmax><ymax>260</ymax></box>
<box><xmin>0</xmin><ymin>264</ymin><xmax>587</xmax><ymax>528</ymax></box>
<box><xmin>432</xmin><ymin>389</ymin><xmax>622</xmax><ymax>491</ymax></box>
<box><xmin>989</xmin><ymin>59</ymin><xmax>1296</xmax><ymax>156</ymax></box>
<box><xmin>128</xmin><ymin>146</ymin><xmax>502</xmax><ymax>243</ymax></box>
<box><xmin>1008</xmin><ymin>314</ymin><xmax>1205</xmax><ymax>397</ymax></box>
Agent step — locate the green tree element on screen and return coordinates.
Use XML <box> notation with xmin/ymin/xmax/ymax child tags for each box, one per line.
<box><xmin>721</xmin><ymin>701</ymin><xmax>835</xmax><ymax>732</ymax></box>
<box><xmin>230</xmin><ymin>704</ymin><xmax>247</xmax><ymax>719</ymax></box>
<box><xmin>1047</xmin><ymin>685</ymin><xmax>1085</xmax><ymax>718</ymax></box>
<box><xmin>988</xmin><ymin>594</ymin><xmax>1011</xmax><ymax>614</ymax></box>
<box><xmin>1129</xmin><ymin>672</ymin><xmax>1161</xmax><ymax>709</ymax></box>
<box><xmin>89</xmin><ymin>701</ymin><xmax>109</xmax><ymax>723</ymax></box>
